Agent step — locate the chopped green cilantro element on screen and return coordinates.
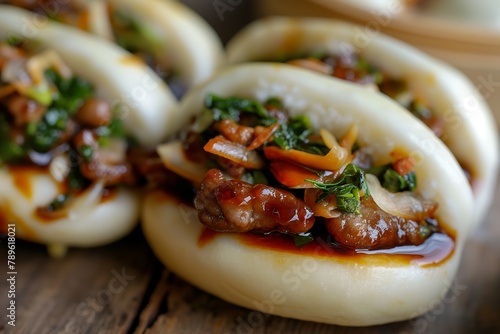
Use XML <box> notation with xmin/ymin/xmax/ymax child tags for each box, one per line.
<box><xmin>95</xmin><ymin>117</ymin><xmax>127</xmax><ymax>147</ymax></box>
<box><xmin>45</xmin><ymin>69</ymin><xmax>94</xmax><ymax>113</ymax></box>
<box><xmin>382</xmin><ymin>169</ymin><xmax>417</xmax><ymax>193</ymax></box>
<box><xmin>306</xmin><ymin>163</ymin><xmax>370</xmax><ymax>214</ymax></box>
<box><xmin>6</xmin><ymin>35</ymin><xmax>22</xmax><ymax>47</ymax></box>
<box><xmin>202</xmin><ymin>94</ymin><xmax>329</xmax><ymax>155</ymax></box>
<box><xmin>365</xmin><ymin>164</ymin><xmax>417</xmax><ymax>193</ymax></box>
<box><xmin>204</xmin><ymin>94</ymin><xmax>271</xmax><ymax>121</ymax></box>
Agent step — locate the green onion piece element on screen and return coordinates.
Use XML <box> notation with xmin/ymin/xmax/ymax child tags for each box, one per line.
<box><xmin>293</xmin><ymin>232</ymin><xmax>314</xmax><ymax>248</ymax></box>
<box><xmin>95</xmin><ymin>117</ymin><xmax>126</xmax><ymax>142</ymax></box>
<box><xmin>306</xmin><ymin>163</ymin><xmax>369</xmax><ymax>214</ymax></box>
<box><xmin>204</xmin><ymin>94</ymin><xmax>271</xmax><ymax>121</ymax></box>
<box><xmin>264</xmin><ymin>97</ymin><xmax>283</xmax><ymax>109</ymax></box>
<box><xmin>25</xmin><ymin>84</ymin><xmax>52</xmax><ymax>106</ymax></box>
<box><xmin>382</xmin><ymin>169</ymin><xmax>417</xmax><ymax>193</ymax></box>
<box><xmin>6</xmin><ymin>35</ymin><xmax>22</xmax><ymax>47</ymax></box>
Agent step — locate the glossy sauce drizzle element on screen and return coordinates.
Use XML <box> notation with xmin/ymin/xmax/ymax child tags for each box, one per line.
<box><xmin>198</xmin><ymin>228</ymin><xmax>455</xmax><ymax>267</ymax></box>
<box><xmin>10</xmin><ymin>166</ymin><xmax>38</xmax><ymax>200</ymax></box>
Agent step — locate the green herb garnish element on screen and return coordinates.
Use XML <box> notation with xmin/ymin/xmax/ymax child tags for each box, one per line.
<box><xmin>365</xmin><ymin>164</ymin><xmax>417</xmax><ymax>193</ymax></box>
<box><xmin>203</xmin><ymin>94</ymin><xmax>329</xmax><ymax>155</ymax></box>
<box><xmin>23</xmin><ymin>69</ymin><xmax>95</xmax><ymax>152</ymax></box>
<box><xmin>27</xmin><ymin>107</ymin><xmax>70</xmax><ymax>152</ymax></box>
<box><xmin>382</xmin><ymin>169</ymin><xmax>417</xmax><ymax>193</ymax></box>
<box><xmin>306</xmin><ymin>163</ymin><xmax>370</xmax><ymax>214</ymax></box>
<box><xmin>45</xmin><ymin>69</ymin><xmax>93</xmax><ymax>113</ymax></box>
<box><xmin>293</xmin><ymin>232</ymin><xmax>315</xmax><ymax>248</ymax></box>
<box><xmin>204</xmin><ymin>94</ymin><xmax>271</xmax><ymax>122</ymax></box>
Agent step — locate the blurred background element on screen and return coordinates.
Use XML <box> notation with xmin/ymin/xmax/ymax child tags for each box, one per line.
<box><xmin>180</xmin><ymin>0</ymin><xmax>500</xmax><ymax>126</ymax></box>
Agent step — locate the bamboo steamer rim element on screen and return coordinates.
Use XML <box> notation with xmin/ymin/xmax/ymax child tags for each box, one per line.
<box><xmin>312</xmin><ymin>0</ymin><xmax>500</xmax><ymax>53</ymax></box>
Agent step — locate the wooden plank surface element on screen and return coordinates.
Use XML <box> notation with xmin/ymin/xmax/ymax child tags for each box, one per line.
<box><xmin>1</xmin><ymin>177</ymin><xmax>499</xmax><ymax>334</ymax></box>
<box><xmin>2</xmin><ymin>1</ymin><xmax>500</xmax><ymax>333</ymax></box>
<box><xmin>1</xmin><ymin>230</ymin><xmax>160</xmax><ymax>334</ymax></box>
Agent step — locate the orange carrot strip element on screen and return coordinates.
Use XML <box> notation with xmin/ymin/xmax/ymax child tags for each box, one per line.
<box><xmin>270</xmin><ymin>160</ymin><xmax>320</xmax><ymax>188</ymax></box>
<box><xmin>263</xmin><ymin>145</ymin><xmax>348</xmax><ymax>172</ymax></box>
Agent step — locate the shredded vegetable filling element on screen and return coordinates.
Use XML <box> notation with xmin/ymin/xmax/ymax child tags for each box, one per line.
<box><xmin>159</xmin><ymin>94</ymin><xmax>444</xmax><ymax>250</ymax></box>
<box><xmin>276</xmin><ymin>52</ymin><xmax>445</xmax><ymax>137</ymax></box>
<box><xmin>273</xmin><ymin>50</ymin><xmax>474</xmax><ymax>185</ymax></box>
<box><xmin>0</xmin><ymin>40</ymin><xmax>144</xmax><ymax>216</ymax></box>
<box><xmin>6</xmin><ymin>1</ymin><xmax>184</xmax><ymax>96</ymax></box>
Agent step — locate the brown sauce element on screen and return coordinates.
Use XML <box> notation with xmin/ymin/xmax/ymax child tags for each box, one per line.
<box><xmin>119</xmin><ymin>54</ymin><xmax>145</xmax><ymax>67</ymax></box>
<box><xmin>162</xmin><ymin>164</ymin><xmax>456</xmax><ymax>267</ymax></box>
<box><xmin>34</xmin><ymin>186</ymin><xmax>119</xmax><ymax>224</ymax></box>
<box><xmin>198</xmin><ymin>227</ymin><xmax>218</xmax><ymax>247</ymax></box>
<box><xmin>163</xmin><ymin>184</ymin><xmax>455</xmax><ymax>267</ymax></box>
<box><xmin>198</xmin><ymin>227</ymin><xmax>454</xmax><ymax>267</ymax></box>
<box><xmin>100</xmin><ymin>187</ymin><xmax>119</xmax><ymax>204</ymax></box>
<box><xmin>6</xmin><ymin>165</ymin><xmax>117</xmax><ymax>223</ymax></box>
<box><xmin>10</xmin><ymin>166</ymin><xmax>39</xmax><ymax>200</ymax></box>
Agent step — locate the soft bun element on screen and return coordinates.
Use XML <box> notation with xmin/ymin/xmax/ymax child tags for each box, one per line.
<box><xmin>107</xmin><ymin>0</ymin><xmax>225</xmax><ymax>88</ymax></box>
<box><xmin>227</xmin><ymin>17</ymin><xmax>499</xmax><ymax>224</ymax></box>
<box><xmin>0</xmin><ymin>6</ymin><xmax>175</xmax><ymax>251</ymax></box>
<box><xmin>142</xmin><ymin>64</ymin><xmax>474</xmax><ymax>326</ymax></box>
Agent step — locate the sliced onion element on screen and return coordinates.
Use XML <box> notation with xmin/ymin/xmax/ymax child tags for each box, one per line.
<box><xmin>2</xmin><ymin>58</ymin><xmax>29</xmax><ymax>84</ymax></box>
<box><xmin>319</xmin><ymin>128</ymin><xmax>339</xmax><ymax>150</ymax></box>
<box><xmin>66</xmin><ymin>180</ymin><xmax>105</xmax><ymax>220</ymax></box>
<box><xmin>204</xmin><ymin>135</ymin><xmax>265</xmax><ymax>169</ymax></box>
<box><xmin>49</xmin><ymin>155</ymin><xmax>70</xmax><ymax>183</ymax></box>
<box><xmin>339</xmin><ymin>124</ymin><xmax>358</xmax><ymax>152</ymax></box>
<box><xmin>26</xmin><ymin>50</ymin><xmax>72</xmax><ymax>84</ymax></box>
<box><xmin>304</xmin><ymin>188</ymin><xmax>341</xmax><ymax>218</ymax></box>
<box><xmin>86</xmin><ymin>1</ymin><xmax>115</xmax><ymax>41</ymax></box>
<box><xmin>36</xmin><ymin>180</ymin><xmax>105</xmax><ymax>221</ymax></box>
<box><xmin>365</xmin><ymin>174</ymin><xmax>437</xmax><ymax>221</ymax></box>
<box><xmin>157</xmin><ymin>141</ymin><xmax>208</xmax><ymax>184</ymax></box>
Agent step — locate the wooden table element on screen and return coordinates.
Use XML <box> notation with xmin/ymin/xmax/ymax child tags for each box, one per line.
<box><xmin>2</xmin><ymin>174</ymin><xmax>499</xmax><ymax>334</ymax></box>
<box><xmin>2</xmin><ymin>1</ymin><xmax>500</xmax><ymax>333</ymax></box>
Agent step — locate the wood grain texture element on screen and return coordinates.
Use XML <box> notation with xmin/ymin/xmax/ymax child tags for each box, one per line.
<box><xmin>1</xmin><ymin>229</ymin><xmax>158</xmax><ymax>334</ymax></box>
<box><xmin>1</xmin><ymin>2</ymin><xmax>499</xmax><ymax>333</ymax></box>
<box><xmin>3</xmin><ymin>179</ymin><xmax>499</xmax><ymax>334</ymax></box>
